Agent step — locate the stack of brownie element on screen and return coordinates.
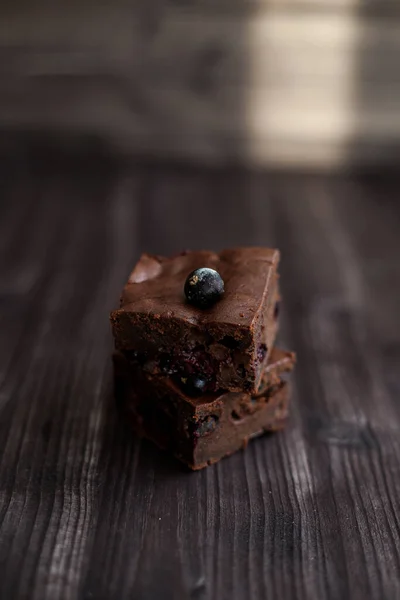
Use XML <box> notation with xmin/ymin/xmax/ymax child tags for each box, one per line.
<box><xmin>110</xmin><ymin>247</ymin><xmax>296</xmax><ymax>470</ymax></box>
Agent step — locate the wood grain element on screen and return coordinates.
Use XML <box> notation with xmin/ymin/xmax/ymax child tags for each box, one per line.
<box><xmin>0</xmin><ymin>162</ymin><xmax>400</xmax><ymax>599</ymax></box>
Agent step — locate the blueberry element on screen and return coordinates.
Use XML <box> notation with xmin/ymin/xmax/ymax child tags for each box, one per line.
<box><xmin>194</xmin><ymin>415</ymin><xmax>219</xmax><ymax>437</ymax></box>
<box><xmin>184</xmin><ymin>268</ymin><xmax>224</xmax><ymax>308</ymax></box>
<box><xmin>257</xmin><ymin>344</ymin><xmax>267</xmax><ymax>363</ymax></box>
<box><xmin>179</xmin><ymin>374</ymin><xmax>208</xmax><ymax>397</ymax></box>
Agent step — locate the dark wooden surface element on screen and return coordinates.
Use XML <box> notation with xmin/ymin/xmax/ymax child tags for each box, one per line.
<box><xmin>0</xmin><ymin>160</ymin><xmax>400</xmax><ymax>600</ymax></box>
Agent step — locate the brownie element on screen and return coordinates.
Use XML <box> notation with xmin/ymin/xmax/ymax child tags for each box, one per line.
<box><xmin>113</xmin><ymin>347</ymin><xmax>295</xmax><ymax>470</ymax></box>
<box><xmin>110</xmin><ymin>247</ymin><xmax>280</xmax><ymax>394</ymax></box>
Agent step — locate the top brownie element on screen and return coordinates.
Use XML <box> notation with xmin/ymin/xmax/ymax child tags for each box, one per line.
<box><xmin>110</xmin><ymin>247</ymin><xmax>280</xmax><ymax>393</ymax></box>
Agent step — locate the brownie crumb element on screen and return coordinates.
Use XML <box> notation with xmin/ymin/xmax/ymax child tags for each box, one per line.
<box><xmin>194</xmin><ymin>415</ymin><xmax>219</xmax><ymax>437</ymax></box>
<box><xmin>238</xmin><ymin>364</ymin><xmax>246</xmax><ymax>379</ymax></box>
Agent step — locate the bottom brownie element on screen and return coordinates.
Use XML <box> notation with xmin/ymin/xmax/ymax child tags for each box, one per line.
<box><xmin>114</xmin><ymin>348</ymin><xmax>295</xmax><ymax>470</ymax></box>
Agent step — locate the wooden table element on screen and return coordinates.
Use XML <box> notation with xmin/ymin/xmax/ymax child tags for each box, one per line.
<box><xmin>1</xmin><ymin>160</ymin><xmax>399</xmax><ymax>599</ymax></box>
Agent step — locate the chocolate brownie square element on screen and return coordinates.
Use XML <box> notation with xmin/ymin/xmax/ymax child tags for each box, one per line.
<box><xmin>110</xmin><ymin>247</ymin><xmax>280</xmax><ymax>394</ymax></box>
<box><xmin>113</xmin><ymin>347</ymin><xmax>295</xmax><ymax>470</ymax></box>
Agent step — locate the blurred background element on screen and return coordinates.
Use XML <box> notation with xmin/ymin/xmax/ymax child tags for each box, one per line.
<box><xmin>1</xmin><ymin>0</ymin><xmax>400</xmax><ymax>170</ymax></box>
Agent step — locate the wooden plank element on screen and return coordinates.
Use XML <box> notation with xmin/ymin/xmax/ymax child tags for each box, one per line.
<box><xmin>330</xmin><ymin>180</ymin><xmax>400</xmax><ymax>349</ymax></box>
<box><xmin>2</xmin><ymin>0</ymin><xmax>400</xmax><ymax>21</ymax></box>
<box><xmin>3</xmin><ymin>12</ymin><xmax>400</xmax><ymax>86</ymax></box>
<box><xmin>162</xmin><ymin>0</ymin><xmax>400</xmax><ymax>12</ymax></box>
<box><xmin>264</xmin><ymin>180</ymin><xmax>400</xmax><ymax>598</ymax></box>
<box><xmin>0</xmin><ymin>165</ymin><xmax>400</xmax><ymax>599</ymax></box>
<box><xmin>0</xmin><ymin>169</ymin><xmax>143</xmax><ymax>599</ymax></box>
<box><xmin>1</xmin><ymin>11</ymin><xmax>400</xmax><ymax>167</ymax></box>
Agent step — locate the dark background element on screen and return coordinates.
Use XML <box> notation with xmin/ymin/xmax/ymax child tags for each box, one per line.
<box><xmin>1</xmin><ymin>0</ymin><xmax>400</xmax><ymax>169</ymax></box>
<box><xmin>0</xmin><ymin>158</ymin><xmax>399</xmax><ymax>599</ymax></box>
